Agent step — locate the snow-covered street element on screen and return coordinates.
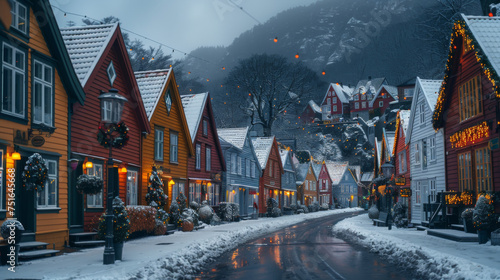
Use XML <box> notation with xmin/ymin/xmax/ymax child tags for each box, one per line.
<box><xmin>332</xmin><ymin>214</ymin><xmax>500</xmax><ymax>280</ymax></box>
<box><xmin>5</xmin><ymin>209</ymin><xmax>359</xmax><ymax>280</ymax></box>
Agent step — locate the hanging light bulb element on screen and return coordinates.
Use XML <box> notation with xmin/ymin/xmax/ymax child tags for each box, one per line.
<box><xmin>322</xmin><ymin>71</ymin><xmax>326</xmax><ymax>75</ymax></box>
<box><xmin>274</xmin><ymin>37</ymin><xmax>278</xmax><ymax>43</ymax></box>
<box><xmin>295</xmin><ymin>53</ymin><xmax>299</xmax><ymax>59</ymax></box>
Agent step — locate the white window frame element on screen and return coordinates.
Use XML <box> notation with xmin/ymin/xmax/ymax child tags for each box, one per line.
<box><xmin>362</xmin><ymin>102</ymin><xmax>366</xmax><ymax>108</ymax></box>
<box><xmin>170</xmin><ymin>132</ymin><xmax>178</xmax><ymax>163</ymax></box>
<box><xmin>354</xmin><ymin>94</ymin><xmax>359</xmax><ymax>101</ymax></box>
<box><xmin>195</xmin><ymin>143</ymin><xmax>201</xmax><ymax>170</ymax></box>
<box><xmin>327</xmin><ymin>98</ymin><xmax>331</xmax><ymax>105</ymax></box>
<box><xmin>107</xmin><ymin>61</ymin><xmax>116</xmax><ymax>86</ymax></box>
<box><xmin>415</xmin><ymin>181</ymin><xmax>421</xmax><ymax>205</ymax></box>
<box><xmin>205</xmin><ymin>146</ymin><xmax>211</xmax><ymax>171</ymax></box>
<box><xmin>2</xmin><ymin>43</ymin><xmax>26</xmax><ymax>118</ymax></box>
<box><xmin>10</xmin><ymin>0</ymin><xmax>28</xmax><ymax>34</ymax></box>
<box><xmin>419</xmin><ymin>103</ymin><xmax>425</xmax><ymax>124</ymax></box>
<box><xmin>251</xmin><ymin>160</ymin><xmax>256</xmax><ymax>178</ymax></box>
<box><xmin>246</xmin><ymin>159</ymin><xmax>251</xmax><ymax>177</ymax></box>
<box><xmin>165</xmin><ymin>90</ymin><xmax>172</xmax><ymax>114</ymax></box>
<box><xmin>154</xmin><ymin>128</ymin><xmax>164</xmax><ymax>161</ymax></box>
<box><xmin>355</xmin><ymin>102</ymin><xmax>359</xmax><ymax>109</ymax></box>
<box><xmin>87</xmin><ymin>163</ymin><xmax>103</xmax><ymax>208</ymax></box>
<box><xmin>361</xmin><ymin>94</ymin><xmax>367</xmax><ymax>100</ymax></box>
<box><xmin>430</xmin><ymin>179</ymin><xmax>436</xmax><ymax>203</ymax></box>
<box><xmin>126</xmin><ymin>170</ymin><xmax>138</xmax><ymax>206</ymax></box>
<box><xmin>332</xmin><ymin>97</ymin><xmax>337</xmax><ymax>104</ymax></box>
<box><xmin>414</xmin><ymin>143</ymin><xmax>420</xmax><ymax>165</ymax></box>
<box><xmin>33</xmin><ymin>60</ymin><xmax>53</xmax><ymax>126</ymax></box>
<box><xmin>231</xmin><ymin>153</ymin><xmax>237</xmax><ymax>174</ymax></box>
<box><xmin>202</xmin><ymin>119</ymin><xmax>208</xmax><ymax>136</ymax></box>
<box><xmin>429</xmin><ymin>137</ymin><xmax>436</xmax><ymax>161</ymax></box>
<box><xmin>422</xmin><ymin>139</ymin><xmax>427</xmax><ymax>169</ymax></box>
<box><xmin>237</xmin><ymin>156</ymin><xmax>242</xmax><ymax>175</ymax></box>
<box><xmin>333</xmin><ymin>105</ymin><xmax>337</xmax><ymax>112</ymax></box>
<box><xmin>399</xmin><ymin>151</ymin><xmax>407</xmax><ymax>173</ymax></box>
<box><xmin>379</xmin><ymin>101</ymin><xmax>384</xmax><ymax>108</ymax></box>
<box><xmin>37</xmin><ymin>159</ymin><xmax>58</xmax><ymax>208</ymax></box>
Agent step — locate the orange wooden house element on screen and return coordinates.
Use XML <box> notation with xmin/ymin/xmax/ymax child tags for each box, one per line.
<box><xmin>0</xmin><ymin>0</ymin><xmax>85</xmax><ymax>253</ymax></box>
<box><xmin>135</xmin><ymin>69</ymin><xmax>194</xmax><ymax>208</ymax></box>
<box><xmin>61</xmin><ymin>23</ymin><xmax>150</xmax><ymax>235</ymax></box>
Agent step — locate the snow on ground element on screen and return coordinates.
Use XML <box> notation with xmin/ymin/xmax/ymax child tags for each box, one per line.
<box><xmin>332</xmin><ymin>214</ymin><xmax>500</xmax><ymax>280</ymax></box>
<box><xmin>9</xmin><ymin>208</ymin><xmax>360</xmax><ymax>280</ymax></box>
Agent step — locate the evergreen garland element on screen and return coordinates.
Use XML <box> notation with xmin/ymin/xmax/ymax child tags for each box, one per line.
<box><xmin>76</xmin><ymin>174</ymin><xmax>103</xmax><ymax>194</ymax></box>
<box><xmin>22</xmin><ymin>153</ymin><xmax>48</xmax><ymax>192</ymax></box>
<box><xmin>97</xmin><ymin>122</ymin><xmax>129</xmax><ymax>149</ymax></box>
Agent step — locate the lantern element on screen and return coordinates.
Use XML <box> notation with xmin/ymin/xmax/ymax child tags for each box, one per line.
<box><xmin>98</xmin><ymin>88</ymin><xmax>128</xmax><ymax>124</ymax></box>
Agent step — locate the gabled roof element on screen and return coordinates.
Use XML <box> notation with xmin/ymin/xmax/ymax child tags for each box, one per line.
<box><xmin>397</xmin><ymin>77</ymin><xmax>416</xmax><ymax>87</ymax></box>
<box><xmin>434</xmin><ymin>14</ymin><xmax>500</xmax><ymax>129</ymax></box>
<box><xmin>353</xmin><ymin>77</ymin><xmax>387</xmax><ymax>95</ymax></box>
<box><xmin>181</xmin><ymin>92</ymin><xmax>209</xmax><ymax>141</ymax></box>
<box><xmin>369</xmin><ymin>85</ymin><xmax>398</xmax><ymax>107</ymax></box>
<box><xmin>279</xmin><ymin>149</ymin><xmax>289</xmax><ymax>169</ymax></box>
<box><xmin>349</xmin><ymin>165</ymin><xmax>361</xmax><ymax>182</ymax></box>
<box><xmin>383</xmin><ymin>129</ymin><xmax>395</xmax><ymax>160</ymax></box>
<box><xmin>324</xmin><ymin>161</ymin><xmax>349</xmax><ymax>185</ymax></box>
<box><xmin>218</xmin><ymin>127</ymin><xmax>249</xmax><ymax>150</ymax></box>
<box><xmin>393</xmin><ymin>110</ymin><xmax>411</xmax><ymax>156</ymax></box>
<box><xmin>407</xmin><ymin>77</ymin><xmax>442</xmax><ymax>144</ymax></box>
<box><xmin>311</xmin><ymin>162</ymin><xmax>322</xmax><ymax>178</ymax></box>
<box><xmin>361</xmin><ymin>172</ymin><xmax>374</xmax><ymax>182</ymax></box>
<box><xmin>135</xmin><ymin>69</ymin><xmax>171</xmax><ymax>120</ymax></box>
<box><xmin>375</xmin><ymin>137</ymin><xmax>382</xmax><ymax>169</ymax></box>
<box><xmin>29</xmin><ymin>0</ymin><xmax>85</xmax><ymax>105</ymax></box>
<box><xmin>251</xmin><ymin>136</ymin><xmax>275</xmax><ymax>169</ymax></box>
<box><xmin>61</xmin><ymin>24</ymin><xmax>117</xmax><ymax>87</ymax></box>
<box><xmin>308</xmin><ymin>100</ymin><xmax>322</xmax><ymax>113</ymax></box>
<box><xmin>321</xmin><ymin>83</ymin><xmax>353</xmax><ymax>105</ymax></box>
<box><xmin>295</xmin><ymin>163</ymin><xmax>310</xmax><ymax>183</ymax></box>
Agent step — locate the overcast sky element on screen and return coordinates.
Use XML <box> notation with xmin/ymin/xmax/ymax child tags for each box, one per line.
<box><xmin>49</xmin><ymin>0</ymin><xmax>318</xmax><ymax>60</ymax></box>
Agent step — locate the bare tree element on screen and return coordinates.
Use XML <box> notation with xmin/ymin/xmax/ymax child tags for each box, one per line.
<box><xmin>225</xmin><ymin>54</ymin><xmax>320</xmax><ymax>136</ymax></box>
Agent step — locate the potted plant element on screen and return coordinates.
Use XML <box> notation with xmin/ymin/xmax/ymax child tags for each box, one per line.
<box><xmin>461</xmin><ymin>208</ymin><xmax>475</xmax><ymax>233</ymax></box>
<box><xmin>76</xmin><ymin>174</ymin><xmax>103</xmax><ymax>194</ymax></box>
<box><xmin>473</xmin><ymin>195</ymin><xmax>495</xmax><ymax>244</ymax></box>
<box><xmin>98</xmin><ymin>197</ymin><xmax>130</xmax><ymax>260</ymax></box>
<box><xmin>0</xmin><ymin>220</ymin><xmax>24</xmax><ymax>265</ymax></box>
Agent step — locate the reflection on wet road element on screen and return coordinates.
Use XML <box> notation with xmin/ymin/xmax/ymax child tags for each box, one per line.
<box><xmin>197</xmin><ymin>211</ymin><xmax>414</xmax><ymax>280</ymax></box>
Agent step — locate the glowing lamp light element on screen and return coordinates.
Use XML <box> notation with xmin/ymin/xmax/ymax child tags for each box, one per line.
<box><xmin>85</xmin><ymin>161</ymin><xmax>93</xmax><ymax>168</ymax></box>
<box><xmin>274</xmin><ymin>37</ymin><xmax>278</xmax><ymax>43</ymax></box>
<box><xmin>12</xmin><ymin>152</ymin><xmax>21</xmax><ymax>160</ymax></box>
<box><xmin>120</xmin><ymin>167</ymin><xmax>127</xmax><ymax>173</ymax></box>
<box><xmin>168</xmin><ymin>179</ymin><xmax>175</xmax><ymax>186</ymax></box>
<box><xmin>232</xmin><ymin>190</ymin><xmax>236</xmax><ymax>194</ymax></box>
<box><xmin>207</xmin><ymin>182</ymin><xmax>212</xmax><ymax>187</ymax></box>
<box><xmin>322</xmin><ymin>71</ymin><xmax>326</xmax><ymax>75</ymax></box>
<box><xmin>295</xmin><ymin>53</ymin><xmax>299</xmax><ymax>59</ymax></box>
<box><xmin>489</xmin><ymin>12</ymin><xmax>494</xmax><ymax>17</ymax></box>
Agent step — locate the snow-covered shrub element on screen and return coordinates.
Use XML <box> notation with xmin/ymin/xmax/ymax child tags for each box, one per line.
<box><xmin>308</xmin><ymin>202</ymin><xmax>320</xmax><ymax>212</ymax></box>
<box><xmin>368</xmin><ymin>204</ymin><xmax>379</xmax><ymax>219</ymax></box>
<box><xmin>127</xmin><ymin>206</ymin><xmax>156</xmax><ymax>237</ymax></box>
<box><xmin>461</xmin><ymin>208</ymin><xmax>474</xmax><ymax>220</ymax></box>
<box><xmin>198</xmin><ymin>201</ymin><xmax>215</xmax><ymax>224</ymax></box>
<box><xmin>301</xmin><ymin>205</ymin><xmax>309</xmax><ymax>213</ymax></box>
<box><xmin>392</xmin><ymin>202</ymin><xmax>408</xmax><ymax>228</ymax></box>
<box><xmin>320</xmin><ymin>203</ymin><xmax>329</xmax><ymax>211</ymax></box>
<box><xmin>153</xmin><ymin>219</ymin><xmax>167</xmax><ymax>235</ymax></box>
<box><xmin>76</xmin><ymin>174</ymin><xmax>103</xmax><ymax>194</ymax></box>
<box><xmin>271</xmin><ymin>207</ymin><xmax>281</xmax><ymax>218</ymax></box>
<box><xmin>266</xmin><ymin>198</ymin><xmax>279</xmax><ymax>217</ymax></box>
<box><xmin>190</xmin><ymin>201</ymin><xmax>200</xmax><ymax>211</ymax></box>
<box><xmin>473</xmin><ymin>195</ymin><xmax>496</xmax><ymax>230</ymax></box>
<box><xmin>169</xmin><ymin>200</ymin><xmax>180</xmax><ymax>226</ymax></box>
<box><xmin>1</xmin><ymin>220</ymin><xmax>24</xmax><ymax>240</ymax></box>
<box><xmin>290</xmin><ymin>204</ymin><xmax>298</xmax><ymax>212</ymax></box>
<box><xmin>182</xmin><ymin>208</ymin><xmax>199</xmax><ymax>227</ymax></box>
<box><xmin>219</xmin><ymin>202</ymin><xmax>240</xmax><ymax>222</ymax></box>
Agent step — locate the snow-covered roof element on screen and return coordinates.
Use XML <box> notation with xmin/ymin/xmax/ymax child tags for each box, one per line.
<box><xmin>370</xmin><ymin>85</ymin><xmax>398</xmax><ymax>107</ymax></box>
<box><xmin>462</xmin><ymin>14</ymin><xmax>500</xmax><ymax>76</ymax></box>
<box><xmin>321</xmin><ymin>83</ymin><xmax>353</xmax><ymax>105</ymax></box>
<box><xmin>375</xmin><ymin>137</ymin><xmax>382</xmax><ymax>168</ymax></box>
<box><xmin>384</xmin><ymin>130</ymin><xmax>395</xmax><ymax>158</ymax></box>
<box><xmin>181</xmin><ymin>93</ymin><xmax>209</xmax><ymax>142</ymax></box>
<box><xmin>312</xmin><ymin>162</ymin><xmax>322</xmax><ymax>178</ymax></box>
<box><xmin>325</xmin><ymin>161</ymin><xmax>349</xmax><ymax>185</ymax></box>
<box><xmin>135</xmin><ymin>69</ymin><xmax>172</xmax><ymax>120</ymax></box>
<box><xmin>279</xmin><ymin>149</ymin><xmax>289</xmax><ymax>169</ymax></box>
<box><xmin>349</xmin><ymin>165</ymin><xmax>361</xmax><ymax>182</ymax></box>
<box><xmin>308</xmin><ymin>100</ymin><xmax>322</xmax><ymax>113</ymax></box>
<box><xmin>251</xmin><ymin>137</ymin><xmax>275</xmax><ymax>169</ymax></box>
<box><xmin>353</xmin><ymin>78</ymin><xmax>387</xmax><ymax>95</ymax></box>
<box><xmin>217</xmin><ymin>127</ymin><xmax>249</xmax><ymax>150</ymax></box>
<box><xmin>419</xmin><ymin>78</ymin><xmax>442</xmax><ymax>110</ymax></box>
<box><xmin>399</xmin><ymin>110</ymin><xmax>411</xmax><ymax>136</ymax></box>
<box><xmin>61</xmin><ymin>24</ymin><xmax>117</xmax><ymax>87</ymax></box>
<box><xmin>361</xmin><ymin>172</ymin><xmax>374</xmax><ymax>182</ymax></box>
<box><xmin>295</xmin><ymin>163</ymin><xmax>310</xmax><ymax>183</ymax></box>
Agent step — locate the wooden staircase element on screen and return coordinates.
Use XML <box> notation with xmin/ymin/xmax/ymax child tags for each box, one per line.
<box><xmin>18</xmin><ymin>232</ymin><xmax>59</xmax><ymax>260</ymax></box>
<box><xmin>69</xmin><ymin>232</ymin><xmax>105</xmax><ymax>247</ymax></box>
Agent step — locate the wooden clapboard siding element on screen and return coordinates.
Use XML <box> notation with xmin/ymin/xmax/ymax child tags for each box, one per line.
<box><xmin>443</xmin><ymin>40</ymin><xmax>499</xmax><ymax>197</ymax></box>
<box><xmin>258</xmin><ymin>138</ymin><xmax>283</xmax><ymax>214</ymax></box>
<box><xmin>303</xmin><ymin>164</ymin><xmax>318</xmax><ymax>206</ymax></box>
<box><xmin>318</xmin><ymin>164</ymin><xmax>333</xmax><ymax>205</ymax></box>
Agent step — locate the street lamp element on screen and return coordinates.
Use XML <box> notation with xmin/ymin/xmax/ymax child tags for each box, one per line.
<box><xmin>381</xmin><ymin>162</ymin><xmax>394</xmax><ymax>179</ymax></box>
<box><xmin>98</xmin><ymin>88</ymin><xmax>128</xmax><ymax>265</ymax></box>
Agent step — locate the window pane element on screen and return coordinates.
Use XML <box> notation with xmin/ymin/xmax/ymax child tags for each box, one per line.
<box><xmin>3</xmin><ymin>45</ymin><xmax>12</xmax><ymax>64</ymax></box>
<box><xmin>44</xmin><ymin>85</ymin><xmax>52</xmax><ymax>124</ymax></box>
<box><xmin>15</xmin><ymin>51</ymin><xmax>24</xmax><ymax>69</ymax></box>
<box><xmin>15</xmin><ymin>72</ymin><xmax>24</xmax><ymax>115</ymax></box>
<box><xmin>44</xmin><ymin>66</ymin><xmax>52</xmax><ymax>83</ymax></box>
<box><xmin>34</xmin><ymin>62</ymin><xmax>42</xmax><ymax>79</ymax></box>
<box><xmin>3</xmin><ymin>68</ymin><xmax>12</xmax><ymax>112</ymax></box>
<box><xmin>48</xmin><ymin>179</ymin><xmax>56</xmax><ymax>206</ymax></box>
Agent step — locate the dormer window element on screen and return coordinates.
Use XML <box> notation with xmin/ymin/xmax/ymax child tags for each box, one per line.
<box><xmin>165</xmin><ymin>89</ymin><xmax>172</xmax><ymax>114</ymax></box>
<box><xmin>107</xmin><ymin>61</ymin><xmax>116</xmax><ymax>86</ymax></box>
<box><xmin>10</xmin><ymin>0</ymin><xmax>28</xmax><ymax>35</ymax></box>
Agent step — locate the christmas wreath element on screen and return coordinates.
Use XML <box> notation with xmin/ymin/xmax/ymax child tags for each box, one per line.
<box><xmin>97</xmin><ymin>122</ymin><xmax>129</xmax><ymax>149</ymax></box>
<box><xmin>76</xmin><ymin>174</ymin><xmax>103</xmax><ymax>195</ymax></box>
<box><xmin>22</xmin><ymin>153</ymin><xmax>48</xmax><ymax>192</ymax></box>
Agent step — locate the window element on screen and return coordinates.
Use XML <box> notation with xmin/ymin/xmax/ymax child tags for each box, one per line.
<box><xmin>172</xmin><ymin>182</ymin><xmax>184</xmax><ymax>204</ymax></box>
<box><xmin>0</xmin><ymin>150</ymin><xmax>3</xmax><ymax>210</ymax></box>
<box><xmin>87</xmin><ymin>163</ymin><xmax>103</xmax><ymax>207</ymax></box>
<box><xmin>170</xmin><ymin>132</ymin><xmax>178</xmax><ymax>163</ymax></box>
<box><xmin>414</xmin><ymin>143</ymin><xmax>420</xmax><ymax>165</ymax></box>
<box><xmin>269</xmin><ymin>161</ymin><xmax>273</xmax><ymax>177</ymax></box>
<box><xmin>398</xmin><ymin>151</ymin><xmax>407</xmax><ymax>173</ymax></box>
<box><xmin>429</xmin><ymin>137</ymin><xmax>436</xmax><ymax>161</ymax></box>
<box><xmin>202</xmin><ymin>119</ymin><xmax>208</xmax><ymax>136</ymax></box>
<box><xmin>189</xmin><ymin>182</ymin><xmax>201</xmax><ymax>203</ymax></box>
<box><xmin>415</xmin><ymin>181</ymin><xmax>421</xmax><ymax>205</ymax></box>
<box><xmin>430</xmin><ymin>179</ymin><xmax>436</xmax><ymax>203</ymax></box>
<box><xmin>126</xmin><ymin>170</ymin><xmax>138</xmax><ymax>205</ymax></box>
<box><xmin>10</xmin><ymin>0</ymin><xmax>28</xmax><ymax>34</ymax></box>
<box><xmin>107</xmin><ymin>61</ymin><xmax>116</xmax><ymax>86</ymax></box>
<box><xmin>205</xmin><ymin>146</ymin><xmax>211</xmax><ymax>171</ymax></box>
<box><xmin>238</xmin><ymin>156</ymin><xmax>242</xmax><ymax>175</ymax></box>
<box><xmin>354</xmin><ymin>94</ymin><xmax>359</xmax><ymax>101</ymax></box>
<box><xmin>33</xmin><ymin>60</ymin><xmax>53</xmax><ymax>126</ymax></box>
<box><xmin>379</xmin><ymin>101</ymin><xmax>384</xmax><ymax>108</ymax></box>
<box><xmin>362</xmin><ymin>102</ymin><xmax>366</xmax><ymax>108</ymax></box>
<box><xmin>2</xmin><ymin>43</ymin><xmax>26</xmax><ymax>117</ymax></box>
<box><xmin>208</xmin><ymin>183</ymin><xmax>219</xmax><ymax>206</ymax></box>
<box><xmin>419</xmin><ymin>103</ymin><xmax>425</xmax><ymax>124</ymax></box>
<box><xmin>404</xmin><ymin>88</ymin><xmax>414</xmax><ymax>97</ymax></box>
<box><xmin>195</xmin><ymin>143</ymin><xmax>201</xmax><ymax>170</ymax></box>
<box><xmin>333</xmin><ymin>105</ymin><xmax>337</xmax><ymax>112</ymax></box>
<box><xmin>355</xmin><ymin>102</ymin><xmax>359</xmax><ymax>109</ymax></box>
<box><xmin>361</xmin><ymin>94</ymin><xmax>366</xmax><ymax>100</ymax></box>
<box><xmin>37</xmin><ymin>159</ymin><xmax>57</xmax><ymax>208</ymax></box>
<box><xmin>422</xmin><ymin>140</ymin><xmax>427</xmax><ymax>169</ymax></box>
<box><xmin>458</xmin><ymin>152</ymin><xmax>472</xmax><ymax>192</ymax></box>
<box><xmin>327</xmin><ymin>98</ymin><xmax>330</xmax><ymax>105</ymax></box>
<box><xmin>154</xmin><ymin>128</ymin><xmax>164</xmax><ymax>160</ymax></box>
<box><xmin>246</xmin><ymin>159</ymin><xmax>250</xmax><ymax>177</ymax></box>
<box><xmin>251</xmin><ymin>160</ymin><xmax>256</xmax><ymax>178</ymax></box>
<box><xmin>459</xmin><ymin>76</ymin><xmax>482</xmax><ymax>122</ymax></box>
<box><xmin>332</xmin><ymin>97</ymin><xmax>337</xmax><ymax>104</ymax></box>
<box><xmin>165</xmin><ymin>89</ymin><xmax>172</xmax><ymax>114</ymax></box>
<box><xmin>475</xmin><ymin>147</ymin><xmax>492</xmax><ymax>192</ymax></box>
<box><xmin>231</xmin><ymin>153</ymin><xmax>237</xmax><ymax>174</ymax></box>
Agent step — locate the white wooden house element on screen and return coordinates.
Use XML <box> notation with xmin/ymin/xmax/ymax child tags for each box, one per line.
<box><xmin>406</xmin><ymin>77</ymin><xmax>446</xmax><ymax>225</ymax></box>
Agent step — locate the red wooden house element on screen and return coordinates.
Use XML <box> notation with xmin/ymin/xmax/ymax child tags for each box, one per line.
<box><xmin>181</xmin><ymin>92</ymin><xmax>226</xmax><ymax>206</ymax></box>
<box><xmin>320</xmin><ymin>83</ymin><xmax>353</xmax><ymax>122</ymax></box>
<box><xmin>433</xmin><ymin>15</ymin><xmax>500</xmax><ymax>212</ymax></box>
<box><xmin>300</xmin><ymin>100</ymin><xmax>322</xmax><ymax>124</ymax></box>
<box><xmin>317</xmin><ymin>162</ymin><xmax>333</xmax><ymax>206</ymax></box>
<box><xmin>350</xmin><ymin>77</ymin><xmax>387</xmax><ymax>120</ymax></box>
<box><xmin>251</xmin><ymin>136</ymin><xmax>283</xmax><ymax>215</ymax></box>
<box><xmin>369</xmin><ymin>85</ymin><xmax>398</xmax><ymax>116</ymax></box>
<box><xmin>61</xmin><ymin>24</ymin><xmax>150</xmax><ymax>233</ymax></box>
<box><xmin>393</xmin><ymin>110</ymin><xmax>411</xmax><ymax>218</ymax></box>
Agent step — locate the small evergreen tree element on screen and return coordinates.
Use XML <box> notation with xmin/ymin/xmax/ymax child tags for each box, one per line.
<box><xmin>98</xmin><ymin>197</ymin><xmax>130</xmax><ymax>243</ymax></box>
<box><xmin>145</xmin><ymin>166</ymin><xmax>167</xmax><ymax>210</ymax></box>
<box><xmin>473</xmin><ymin>195</ymin><xmax>496</xmax><ymax>230</ymax></box>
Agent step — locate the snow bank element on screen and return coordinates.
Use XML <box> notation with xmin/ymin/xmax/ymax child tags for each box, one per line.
<box><xmin>332</xmin><ymin>214</ymin><xmax>500</xmax><ymax>280</ymax></box>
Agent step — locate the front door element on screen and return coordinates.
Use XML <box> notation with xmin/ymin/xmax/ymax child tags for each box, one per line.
<box><xmin>15</xmin><ymin>157</ymin><xmax>36</xmax><ymax>233</ymax></box>
<box><xmin>69</xmin><ymin>163</ymin><xmax>84</xmax><ymax>230</ymax></box>
<box><xmin>239</xmin><ymin>188</ymin><xmax>246</xmax><ymax>216</ymax></box>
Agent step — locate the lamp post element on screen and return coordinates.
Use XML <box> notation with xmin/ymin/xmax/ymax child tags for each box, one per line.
<box><xmin>381</xmin><ymin>162</ymin><xmax>395</xmax><ymax>229</ymax></box>
<box><xmin>97</xmin><ymin>88</ymin><xmax>128</xmax><ymax>265</ymax></box>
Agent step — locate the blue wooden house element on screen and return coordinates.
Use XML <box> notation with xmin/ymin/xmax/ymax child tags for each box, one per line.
<box><xmin>218</xmin><ymin>127</ymin><xmax>261</xmax><ymax>216</ymax></box>
<box><xmin>327</xmin><ymin>162</ymin><xmax>358</xmax><ymax>208</ymax></box>
<box><xmin>279</xmin><ymin>149</ymin><xmax>297</xmax><ymax>206</ymax></box>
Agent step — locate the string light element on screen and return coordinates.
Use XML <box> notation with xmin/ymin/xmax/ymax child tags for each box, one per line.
<box><xmin>449</xmin><ymin>121</ymin><xmax>490</xmax><ymax>148</ymax></box>
<box><xmin>274</xmin><ymin>37</ymin><xmax>278</xmax><ymax>43</ymax></box>
<box><xmin>295</xmin><ymin>53</ymin><xmax>299</xmax><ymax>59</ymax></box>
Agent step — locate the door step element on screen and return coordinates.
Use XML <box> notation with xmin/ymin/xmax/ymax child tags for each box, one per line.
<box><xmin>19</xmin><ymin>241</ymin><xmax>49</xmax><ymax>250</ymax></box>
<box><xmin>73</xmin><ymin>240</ymin><xmax>105</xmax><ymax>247</ymax></box>
<box><xmin>69</xmin><ymin>232</ymin><xmax>102</xmax><ymax>247</ymax></box>
<box><xmin>19</xmin><ymin>249</ymin><xmax>59</xmax><ymax>259</ymax></box>
<box><xmin>450</xmin><ymin>224</ymin><xmax>465</xmax><ymax>231</ymax></box>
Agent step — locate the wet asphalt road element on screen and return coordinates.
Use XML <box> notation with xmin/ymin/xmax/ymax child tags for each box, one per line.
<box><xmin>196</xmin><ymin>211</ymin><xmax>413</xmax><ymax>280</ymax></box>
